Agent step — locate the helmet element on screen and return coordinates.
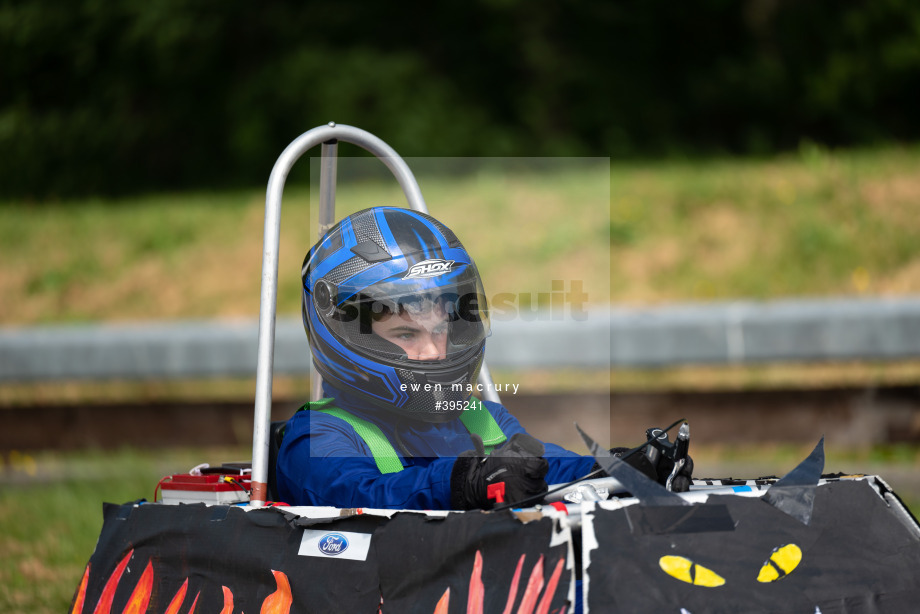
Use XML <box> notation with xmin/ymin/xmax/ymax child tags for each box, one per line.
<box><xmin>302</xmin><ymin>207</ymin><xmax>490</xmax><ymax>422</ymax></box>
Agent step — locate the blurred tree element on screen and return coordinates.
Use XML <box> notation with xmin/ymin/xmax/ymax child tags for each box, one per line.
<box><xmin>1</xmin><ymin>0</ymin><xmax>918</xmax><ymax>198</ymax></box>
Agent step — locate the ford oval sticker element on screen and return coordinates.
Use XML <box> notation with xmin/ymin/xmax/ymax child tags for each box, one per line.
<box><xmin>317</xmin><ymin>533</ymin><xmax>349</xmax><ymax>556</ymax></box>
<box><xmin>299</xmin><ymin>529</ymin><xmax>372</xmax><ymax>561</ymax></box>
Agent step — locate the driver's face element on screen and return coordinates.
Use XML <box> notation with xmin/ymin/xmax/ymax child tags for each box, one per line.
<box><xmin>371</xmin><ymin>302</ymin><xmax>448</xmax><ymax>361</ymax></box>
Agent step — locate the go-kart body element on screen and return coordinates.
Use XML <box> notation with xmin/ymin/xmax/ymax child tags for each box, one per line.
<box><xmin>70</xmin><ymin>125</ymin><xmax>920</xmax><ymax>614</ymax></box>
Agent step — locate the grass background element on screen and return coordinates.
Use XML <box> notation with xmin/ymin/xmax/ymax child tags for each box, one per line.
<box><xmin>2</xmin><ymin>144</ymin><xmax>919</xmax><ymax>401</ymax></box>
<box><xmin>1</xmin><ymin>144</ymin><xmax>919</xmax><ymax>612</ymax></box>
<box><xmin>2</xmin><ymin>144</ymin><xmax>919</xmax><ymax>326</ymax></box>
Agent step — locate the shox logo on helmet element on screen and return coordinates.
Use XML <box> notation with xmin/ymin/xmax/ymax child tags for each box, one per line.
<box><xmin>404</xmin><ymin>259</ymin><xmax>455</xmax><ymax>279</ymax></box>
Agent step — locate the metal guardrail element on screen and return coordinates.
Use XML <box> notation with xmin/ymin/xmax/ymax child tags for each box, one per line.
<box><xmin>2</xmin><ymin>297</ymin><xmax>920</xmax><ymax>381</ymax></box>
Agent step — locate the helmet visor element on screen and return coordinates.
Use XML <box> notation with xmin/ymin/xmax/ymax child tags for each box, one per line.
<box><xmin>319</xmin><ymin>263</ymin><xmax>490</xmax><ymax>363</ymax></box>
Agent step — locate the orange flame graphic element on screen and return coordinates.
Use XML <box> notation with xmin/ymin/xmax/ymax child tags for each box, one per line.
<box><xmin>535</xmin><ymin>557</ymin><xmax>565</xmax><ymax>614</ymax></box>
<box><xmin>72</xmin><ymin>551</ymin><xmax>292</xmax><ymax>614</ymax></box>
<box><xmin>93</xmin><ymin>549</ymin><xmax>134</xmax><ymax>614</ymax></box>
<box><xmin>517</xmin><ymin>554</ymin><xmax>545</xmax><ymax>614</ymax></box>
<box><xmin>434</xmin><ymin>550</ymin><xmax>566</xmax><ymax>614</ymax></box>
<box><xmin>467</xmin><ymin>551</ymin><xmax>484</xmax><ymax>614</ymax></box>
<box><xmin>163</xmin><ymin>579</ymin><xmax>188</xmax><ymax>614</ymax></box>
<box><xmin>122</xmin><ymin>560</ymin><xmax>154</xmax><ymax>614</ymax></box>
<box><xmin>501</xmin><ymin>555</ymin><xmax>526</xmax><ymax>614</ymax></box>
<box><xmin>219</xmin><ymin>586</ymin><xmax>234</xmax><ymax>614</ymax></box>
<box><xmin>71</xmin><ymin>564</ymin><xmax>91</xmax><ymax>614</ymax></box>
<box><xmin>434</xmin><ymin>588</ymin><xmax>450</xmax><ymax>614</ymax></box>
<box><xmin>261</xmin><ymin>570</ymin><xmax>293</xmax><ymax>614</ymax></box>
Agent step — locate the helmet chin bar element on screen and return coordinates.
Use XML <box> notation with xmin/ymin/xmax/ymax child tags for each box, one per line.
<box><xmin>317</xmin><ymin>348</ymin><xmax>485</xmax><ymax>424</ymax></box>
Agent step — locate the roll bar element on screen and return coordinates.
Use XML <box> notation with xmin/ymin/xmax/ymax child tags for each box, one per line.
<box><xmin>250</xmin><ymin>123</ymin><xmax>500</xmax><ymax>506</ymax></box>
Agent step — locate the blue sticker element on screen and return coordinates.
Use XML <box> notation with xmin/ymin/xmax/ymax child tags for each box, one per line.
<box><xmin>317</xmin><ymin>533</ymin><xmax>350</xmax><ymax>556</ymax></box>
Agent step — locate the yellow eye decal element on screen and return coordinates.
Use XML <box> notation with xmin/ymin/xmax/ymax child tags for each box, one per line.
<box><xmin>659</xmin><ymin>555</ymin><xmax>726</xmax><ymax>587</ymax></box>
<box><xmin>757</xmin><ymin>543</ymin><xmax>802</xmax><ymax>582</ymax></box>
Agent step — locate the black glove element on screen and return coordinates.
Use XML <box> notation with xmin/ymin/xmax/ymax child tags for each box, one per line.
<box><xmin>598</xmin><ymin>447</ymin><xmax>695</xmax><ymax>493</ymax></box>
<box><xmin>655</xmin><ymin>451</ymin><xmax>694</xmax><ymax>493</ymax></box>
<box><xmin>606</xmin><ymin>446</ymin><xmax>658</xmax><ymax>480</ymax></box>
<box><xmin>450</xmin><ymin>433</ymin><xmax>549</xmax><ymax>510</ymax></box>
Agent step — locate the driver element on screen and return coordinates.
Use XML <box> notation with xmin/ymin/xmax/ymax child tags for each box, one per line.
<box><xmin>275</xmin><ymin>206</ymin><xmax>690</xmax><ymax>509</ymax></box>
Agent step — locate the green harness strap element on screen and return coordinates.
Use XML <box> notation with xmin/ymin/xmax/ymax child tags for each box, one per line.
<box><xmin>313</xmin><ymin>405</ymin><xmax>405</xmax><ymax>475</ymax></box>
<box><xmin>458</xmin><ymin>398</ymin><xmax>507</xmax><ymax>452</ymax></box>
<box><xmin>306</xmin><ymin>397</ymin><xmax>507</xmax><ymax>474</ymax></box>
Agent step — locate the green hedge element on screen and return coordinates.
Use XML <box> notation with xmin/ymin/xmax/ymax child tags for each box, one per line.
<box><xmin>2</xmin><ymin>0</ymin><xmax>919</xmax><ymax>198</ymax></box>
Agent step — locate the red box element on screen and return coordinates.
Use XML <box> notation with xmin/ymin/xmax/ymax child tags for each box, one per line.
<box><xmin>158</xmin><ymin>473</ymin><xmax>251</xmax><ymax>505</ymax></box>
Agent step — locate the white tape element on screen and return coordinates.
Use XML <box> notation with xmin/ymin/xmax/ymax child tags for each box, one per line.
<box><xmin>298</xmin><ymin>529</ymin><xmax>373</xmax><ymax>562</ymax></box>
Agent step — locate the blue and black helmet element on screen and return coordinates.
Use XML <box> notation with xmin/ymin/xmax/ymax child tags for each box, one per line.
<box><xmin>302</xmin><ymin>207</ymin><xmax>490</xmax><ymax>422</ymax></box>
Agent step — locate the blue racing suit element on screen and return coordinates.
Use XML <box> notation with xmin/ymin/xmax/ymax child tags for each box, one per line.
<box><xmin>275</xmin><ymin>384</ymin><xmax>596</xmax><ymax>510</ymax></box>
